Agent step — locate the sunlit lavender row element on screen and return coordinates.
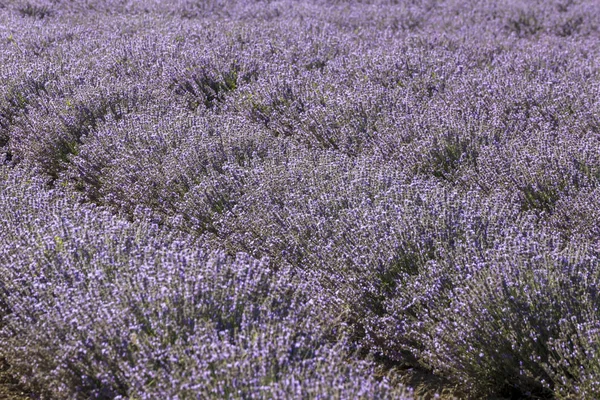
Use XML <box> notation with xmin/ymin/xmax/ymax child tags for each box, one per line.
<box><xmin>1</xmin><ymin>0</ymin><xmax>600</xmax><ymax>398</ymax></box>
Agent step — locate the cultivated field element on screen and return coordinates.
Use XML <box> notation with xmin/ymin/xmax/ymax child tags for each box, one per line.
<box><xmin>1</xmin><ymin>0</ymin><xmax>600</xmax><ymax>398</ymax></box>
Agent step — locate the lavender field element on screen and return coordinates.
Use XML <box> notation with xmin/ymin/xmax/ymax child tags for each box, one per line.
<box><xmin>1</xmin><ymin>0</ymin><xmax>600</xmax><ymax>398</ymax></box>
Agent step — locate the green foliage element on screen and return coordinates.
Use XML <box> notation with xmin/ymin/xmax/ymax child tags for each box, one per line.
<box><xmin>519</xmin><ymin>182</ymin><xmax>561</xmax><ymax>213</ymax></box>
<box><xmin>18</xmin><ymin>3</ymin><xmax>52</xmax><ymax>19</ymax></box>
<box><xmin>425</xmin><ymin>132</ymin><xmax>478</xmax><ymax>182</ymax></box>
<box><xmin>506</xmin><ymin>10</ymin><xmax>543</xmax><ymax>38</ymax></box>
<box><xmin>172</xmin><ymin>64</ymin><xmax>240</xmax><ymax>109</ymax></box>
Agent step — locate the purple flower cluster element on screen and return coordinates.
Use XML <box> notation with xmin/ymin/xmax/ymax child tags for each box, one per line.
<box><xmin>0</xmin><ymin>166</ymin><xmax>410</xmax><ymax>399</ymax></box>
<box><xmin>1</xmin><ymin>0</ymin><xmax>600</xmax><ymax>398</ymax></box>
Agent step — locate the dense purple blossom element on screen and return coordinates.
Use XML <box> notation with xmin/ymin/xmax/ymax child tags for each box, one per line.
<box><xmin>0</xmin><ymin>165</ymin><xmax>411</xmax><ymax>399</ymax></box>
<box><xmin>1</xmin><ymin>0</ymin><xmax>600</xmax><ymax>398</ymax></box>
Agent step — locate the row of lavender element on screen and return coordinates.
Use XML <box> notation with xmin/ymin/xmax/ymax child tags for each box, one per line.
<box><xmin>1</xmin><ymin>0</ymin><xmax>600</xmax><ymax>398</ymax></box>
<box><xmin>0</xmin><ymin>165</ymin><xmax>411</xmax><ymax>399</ymax></box>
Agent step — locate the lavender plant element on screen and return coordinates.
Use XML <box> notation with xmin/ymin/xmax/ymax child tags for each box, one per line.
<box><xmin>2</xmin><ymin>0</ymin><xmax>600</xmax><ymax>398</ymax></box>
<box><xmin>0</xmin><ymin>165</ymin><xmax>413</xmax><ymax>399</ymax></box>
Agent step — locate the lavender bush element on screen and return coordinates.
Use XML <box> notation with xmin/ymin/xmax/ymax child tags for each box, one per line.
<box><xmin>0</xmin><ymin>165</ymin><xmax>411</xmax><ymax>399</ymax></box>
<box><xmin>2</xmin><ymin>0</ymin><xmax>600</xmax><ymax>398</ymax></box>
